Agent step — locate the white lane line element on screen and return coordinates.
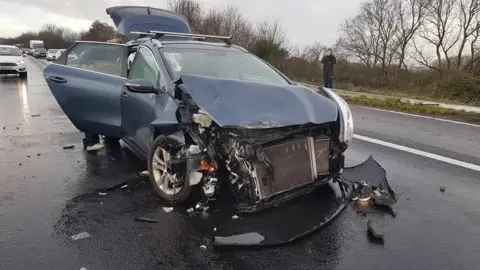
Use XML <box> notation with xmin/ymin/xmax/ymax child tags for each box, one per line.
<box><xmin>354</xmin><ymin>134</ymin><xmax>480</xmax><ymax>172</ymax></box>
<box><xmin>352</xmin><ymin>105</ymin><xmax>480</xmax><ymax>128</ymax></box>
<box><xmin>28</xmin><ymin>56</ymin><xmax>47</xmax><ymax>68</ymax></box>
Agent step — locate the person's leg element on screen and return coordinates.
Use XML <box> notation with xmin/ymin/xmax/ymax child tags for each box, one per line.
<box><xmin>328</xmin><ymin>75</ymin><xmax>333</xmax><ymax>88</ymax></box>
<box><xmin>323</xmin><ymin>72</ymin><xmax>329</xmax><ymax>88</ymax></box>
<box><xmin>83</xmin><ymin>133</ymin><xmax>104</xmax><ymax>151</ymax></box>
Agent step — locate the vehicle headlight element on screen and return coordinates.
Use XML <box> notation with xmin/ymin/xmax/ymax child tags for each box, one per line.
<box><xmin>17</xmin><ymin>60</ymin><xmax>25</xmax><ymax>65</ymax></box>
<box><xmin>319</xmin><ymin>87</ymin><xmax>354</xmax><ymax>145</ymax></box>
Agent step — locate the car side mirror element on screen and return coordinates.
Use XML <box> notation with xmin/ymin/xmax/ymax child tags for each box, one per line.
<box><xmin>125</xmin><ymin>79</ymin><xmax>158</xmax><ymax>94</ymax></box>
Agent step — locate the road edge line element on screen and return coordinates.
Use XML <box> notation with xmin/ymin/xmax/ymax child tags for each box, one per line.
<box><xmin>352</xmin><ymin>106</ymin><xmax>480</xmax><ymax>128</ymax></box>
<box><xmin>353</xmin><ymin>134</ymin><xmax>480</xmax><ymax>172</ymax></box>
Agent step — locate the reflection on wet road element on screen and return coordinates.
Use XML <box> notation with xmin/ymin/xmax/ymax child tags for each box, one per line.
<box><xmin>1</xmin><ymin>57</ymin><xmax>480</xmax><ymax>269</ymax></box>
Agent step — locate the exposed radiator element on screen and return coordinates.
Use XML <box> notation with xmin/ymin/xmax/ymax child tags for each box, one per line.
<box><xmin>255</xmin><ymin>137</ymin><xmax>331</xmax><ymax>199</ymax></box>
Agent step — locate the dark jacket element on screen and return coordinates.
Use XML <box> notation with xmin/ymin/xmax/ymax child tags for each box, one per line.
<box><xmin>321</xmin><ymin>55</ymin><xmax>336</xmax><ymax>76</ymax></box>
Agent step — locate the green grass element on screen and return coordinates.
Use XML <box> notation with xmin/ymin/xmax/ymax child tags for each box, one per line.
<box><xmin>343</xmin><ymin>95</ymin><xmax>480</xmax><ymax>124</ymax></box>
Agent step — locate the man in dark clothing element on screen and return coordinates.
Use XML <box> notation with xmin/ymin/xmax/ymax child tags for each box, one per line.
<box><xmin>321</xmin><ymin>48</ymin><xmax>336</xmax><ymax>88</ymax></box>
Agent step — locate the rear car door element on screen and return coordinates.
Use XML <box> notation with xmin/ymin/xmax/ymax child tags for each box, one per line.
<box><xmin>121</xmin><ymin>46</ymin><xmax>168</xmax><ymax>155</ymax></box>
<box><xmin>43</xmin><ymin>41</ymin><xmax>128</xmax><ymax>137</ymax></box>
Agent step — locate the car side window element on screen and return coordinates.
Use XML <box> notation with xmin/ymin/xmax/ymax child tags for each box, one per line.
<box><xmin>129</xmin><ymin>47</ymin><xmax>164</xmax><ymax>89</ymax></box>
<box><xmin>66</xmin><ymin>43</ymin><xmax>124</xmax><ymax>77</ymax></box>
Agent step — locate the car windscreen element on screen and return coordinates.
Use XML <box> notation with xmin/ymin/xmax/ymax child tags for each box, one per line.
<box><xmin>48</xmin><ymin>49</ymin><xmax>58</xmax><ymax>53</ymax></box>
<box><xmin>0</xmin><ymin>47</ymin><xmax>21</xmax><ymax>56</ymax></box>
<box><xmin>36</xmin><ymin>48</ymin><xmax>47</xmax><ymax>52</ymax></box>
<box><xmin>161</xmin><ymin>48</ymin><xmax>289</xmax><ymax>85</ymax></box>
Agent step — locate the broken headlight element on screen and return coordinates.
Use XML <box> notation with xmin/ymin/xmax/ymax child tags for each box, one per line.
<box><xmin>320</xmin><ymin>87</ymin><xmax>354</xmax><ymax>145</ymax></box>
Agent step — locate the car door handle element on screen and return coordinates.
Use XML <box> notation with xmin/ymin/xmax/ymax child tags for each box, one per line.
<box><xmin>47</xmin><ymin>76</ymin><xmax>67</xmax><ymax>84</ymax></box>
<box><xmin>121</xmin><ymin>91</ymin><xmax>129</xmax><ymax>98</ymax></box>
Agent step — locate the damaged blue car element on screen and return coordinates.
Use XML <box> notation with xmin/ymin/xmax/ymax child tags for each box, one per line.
<box><xmin>43</xmin><ymin>6</ymin><xmax>395</xmax><ymax>223</ymax></box>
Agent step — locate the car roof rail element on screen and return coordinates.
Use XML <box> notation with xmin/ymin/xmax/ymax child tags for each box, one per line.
<box><xmin>130</xmin><ymin>30</ymin><xmax>232</xmax><ymax>45</ymax></box>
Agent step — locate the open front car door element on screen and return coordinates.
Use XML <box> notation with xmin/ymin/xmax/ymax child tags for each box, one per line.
<box><xmin>43</xmin><ymin>41</ymin><xmax>128</xmax><ymax>138</ymax></box>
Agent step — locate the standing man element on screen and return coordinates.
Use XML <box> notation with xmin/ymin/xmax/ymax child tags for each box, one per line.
<box><xmin>321</xmin><ymin>48</ymin><xmax>336</xmax><ymax>88</ymax></box>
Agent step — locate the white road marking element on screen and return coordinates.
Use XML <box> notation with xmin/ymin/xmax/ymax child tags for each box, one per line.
<box><xmin>353</xmin><ymin>105</ymin><xmax>480</xmax><ymax>128</ymax></box>
<box><xmin>354</xmin><ymin>134</ymin><xmax>480</xmax><ymax>172</ymax></box>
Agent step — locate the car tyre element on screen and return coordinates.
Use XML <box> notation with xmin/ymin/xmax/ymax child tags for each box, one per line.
<box><xmin>19</xmin><ymin>72</ymin><xmax>27</xmax><ymax>79</ymax></box>
<box><xmin>148</xmin><ymin>135</ymin><xmax>192</xmax><ymax>203</ymax></box>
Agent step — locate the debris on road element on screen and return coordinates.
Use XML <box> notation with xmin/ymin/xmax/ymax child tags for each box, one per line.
<box><xmin>162</xmin><ymin>207</ymin><xmax>173</xmax><ymax>213</ymax></box>
<box><xmin>63</xmin><ymin>145</ymin><xmax>75</xmax><ymax>149</ymax></box>
<box><xmin>214</xmin><ymin>232</ymin><xmax>265</xmax><ymax>246</ymax></box>
<box><xmin>31</xmin><ymin>114</ymin><xmax>41</xmax><ymax>117</ymax></box>
<box><xmin>80</xmin><ymin>268</ymin><xmax>87</xmax><ymax>270</ymax></box>
<box><xmin>213</xmin><ymin>227</ymin><xmax>217</xmax><ymax>232</ymax></box>
<box><xmin>37</xmin><ymin>153</ymin><xmax>41</xmax><ymax>156</ymax></box>
<box><xmin>367</xmin><ymin>220</ymin><xmax>384</xmax><ymax>242</ymax></box>
<box><xmin>98</xmin><ymin>192</ymin><xmax>107</xmax><ymax>196</ymax></box>
<box><xmin>186</xmin><ymin>208</ymin><xmax>194</xmax><ymax>213</ymax></box>
<box><xmin>440</xmin><ymin>186</ymin><xmax>446</xmax><ymax>193</ymax></box>
<box><xmin>232</xmin><ymin>215</ymin><xmax>239</xmax><ymax>220</ymax></box>
<box><xmin>200</xmin><ymin>245</ymin><xmax>207</xmax><ymax>250</ymax></box>
<box><xmin>71</xmin><ymin>231</ymin><xmax>91</xmax><ymax>241</ymax></box>
<box><xmin>135</xmin><ymin>217</ymin><xmax>158</xmax><ymax>223</ymax></box>
<box><xmin>120</xmin><ymin>184</ymin><xmax>128</xmax><ymax>189</ymax></box>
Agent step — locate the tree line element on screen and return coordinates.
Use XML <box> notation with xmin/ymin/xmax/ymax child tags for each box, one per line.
<box><xmin>1</xmin><ymin>0</ymin><xmax>479</xmax><ymax>104</ymax></box>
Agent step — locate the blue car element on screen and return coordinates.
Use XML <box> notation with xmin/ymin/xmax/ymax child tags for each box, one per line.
<box><xmin>43</xmin><ymin>6</ymin><xmax>393</xmax><ymax>213</ymax></box>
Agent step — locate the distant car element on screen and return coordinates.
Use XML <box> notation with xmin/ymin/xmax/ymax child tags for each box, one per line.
<box><xmin>53</xmin><ymin>49</ymin><xmax>66</xmax><ymax>61</ymax></box>
<box><xmin>33</xmin><ymin>48</ymin><xmax>47</xmax><ymax>58</ymax></box>
<box><xmin>24</xmin><ymin>48</ymin><xmax>34</xmax><ymax>55</ymax></box>
<box><xmin>46</xmin><ymin>49</ymin><xmax>59</xmax><ymax>61</ymax></box>
<box><xmin>0</xmin><ymin>45</ymin><xmax>27</xmax><ymax>78</ymax></box>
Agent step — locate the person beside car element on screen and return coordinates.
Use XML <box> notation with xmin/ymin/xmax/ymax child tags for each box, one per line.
<box><xmin>82</xmin><ymin>37</ymin><xmax>125</xmax><ymax>152</ymax></box>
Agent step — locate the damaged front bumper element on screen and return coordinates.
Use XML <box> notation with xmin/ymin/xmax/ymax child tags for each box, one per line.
<box><xmin>203</xmin><ymin>155</ymin><xmax>396</xmax><ymax>248</ymax></box>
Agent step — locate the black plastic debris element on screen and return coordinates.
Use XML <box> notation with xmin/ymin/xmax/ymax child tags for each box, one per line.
<box><xmin>440</xmin><ymin>186</ymin><xmax>446</xmax><ymax>193</ymax></box>
<box><xmin>134</xmin><ymin>217</ymin><xmax>158</xmax><ymax>223</ymax></box>
<box><xmin>367</xmin><ymin>219</ymin><xmax>384</xmax><ymax>243</ymax></box>
<box><xmin>342</xmin><ymin>155</ymin><xmax>397</xmax><ymax>206</ymax></box>
<box><xmin>63</xmin><ymin>145</ymin><xmax>75</xmax><ymax>149</ymax></box>
<box><xmin>31</xmin><ymin>114</ymin><xmax>41</xmax><ymax>117</ymax></box>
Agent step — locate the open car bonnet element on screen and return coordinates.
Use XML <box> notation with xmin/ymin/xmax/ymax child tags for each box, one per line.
<box><xmin>106</xmin><ymin>6</ymin><xmax>191</xmax><ymax>40</ymax></box>
<box><xmin>175</xmin><ymin>75</ymin><xmax>339</xmax><ymax>128</ymax></box>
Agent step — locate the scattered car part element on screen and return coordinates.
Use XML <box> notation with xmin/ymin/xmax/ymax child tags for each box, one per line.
<box><xmin>367</xmin><ymin>219</ymin><xmax>385</xmax><ymax>242</ymax></box>
<box><xmin>134</xmin><ymin>217</ymin><xmax>158</xmax><ymax>223</ymax></box>
<box><xmin>71</xmin><ymin>231</ymin><xmax>90</xmax><ymax>241</ymax></box>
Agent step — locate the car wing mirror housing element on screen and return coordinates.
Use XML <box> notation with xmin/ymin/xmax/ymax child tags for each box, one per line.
<box><xmin>125</xmin><ymin>79</ymin><xmax>159</xmax><ymax>94</ymax></box>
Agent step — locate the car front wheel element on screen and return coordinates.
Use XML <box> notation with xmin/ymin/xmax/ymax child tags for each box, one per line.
<box><xmin>148</xmin><ymin>135</ymin><xmax>192</xmax><ymax>203</ymax></box>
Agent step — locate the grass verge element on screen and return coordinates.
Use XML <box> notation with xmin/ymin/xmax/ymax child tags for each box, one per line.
<box><xmin>343</xmin><ymin>95</ymin><xmax>480</xmax><ymax>124</ymax></box>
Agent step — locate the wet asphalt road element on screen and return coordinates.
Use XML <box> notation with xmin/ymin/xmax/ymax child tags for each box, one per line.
<box><xmin>1</xmin><ymin>57</ymin><xmax>480</xmax><ymax>270</ymax></box>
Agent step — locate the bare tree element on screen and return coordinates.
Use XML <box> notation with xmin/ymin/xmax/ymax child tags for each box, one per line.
<box><xmin>394</xmin><ymin>0</ymin><xmax>428</xmax><ymax>69</ymax></box>
<box><xmin>456</xmin><ymin>0</ymin><xmax>480</xmax><ymax>71</ymax></box>
<box><xmin>254</xmin><ymin>19</ymin><xmax>288</xmax><ymax>46</ymax></box>
<box><xmin>200</xmin><ymin>6</ymin><xmax>254</xmax><ymax>47</ymax></box>
<box><xmin>167</xmin><ymin>0</ymin><xmax>203</xmax><ymax>32</ymax></box>
<box><xmin>80</xmin><ymin>20</ymin><xmax>116</xmax><ymax>42</ymax></box>
<box><xmin>415</xmin><ymin>0</ymin><xmax>459</xmax><ymax>75</ymax></box>
<box><xmin>337</xmin><ymin>4</ymin><xmax>383</xmax><ymax>68</ymax></box>
<box><xmin>361</xmin><ymin>0</ymin><xmax>400</xmax><ymax>69</ymax></box>
<box><xmin>302</xmin><ymin>41</ymin><xmax>325</xmax><ymax>63</ymax></box>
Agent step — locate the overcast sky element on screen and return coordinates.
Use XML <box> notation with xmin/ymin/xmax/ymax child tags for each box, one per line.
<box><xmin>0</xmin><ymin>0</ymin><xmax>363</xmax><ymax>48</ymax></box>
